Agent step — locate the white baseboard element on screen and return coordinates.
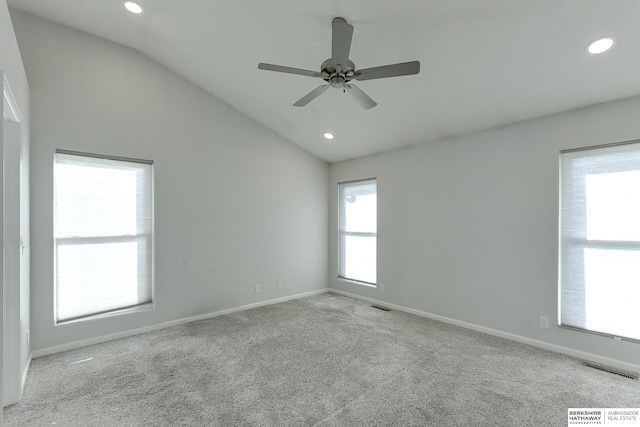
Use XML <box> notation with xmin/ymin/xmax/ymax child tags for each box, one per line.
<box><xmin>32</xmin><ymin>288</ymin><xmax>329</xmax><ymax>359</ymax></box>
<box><xmin>30</xmin><ymin>287</ymin><xmax>640</xmax><ymax>374</ymax></box>
<box><xmin>329</xmin><ymin>289</ymin><xmax>640</xmax><ymax>374</ymax></box>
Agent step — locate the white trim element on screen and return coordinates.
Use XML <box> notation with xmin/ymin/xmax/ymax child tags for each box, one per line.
<box><xmin>30</xmin><ymin>286</ymin><xmax>639</xmax><ymax>373</ymax></box>
<box><xmin>3</xmin><ymin>74</ymin><xmax>22</xmax><ymax>123</ymax></box>
<box><xmin>32</xmin><ymin>289</ymin><xmax>330</xmax><ymax>359</ymax></box>
<box><xmin>329</xmin><ymin>289</ymin><xmax>640</xmax><ymax>374</ymax></box>
<box><xmin>21</xmin><ymin>354</ymin><xmax>31</xmax><ymax>397</ymax></box>
<box><xmin>2</xmin><ymin>101</ymin><xmax>23</xmax><ymax>407</ymax></box>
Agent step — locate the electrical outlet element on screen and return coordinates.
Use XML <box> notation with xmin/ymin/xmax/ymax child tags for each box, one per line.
<box><xmin>379</xmin><ymin>283</ymin><xmax>385</xmax><ymax>292</ymax></box>
<box><xmin>255</xmin><ymin>285</ymin><xmax>261</xmax><ymax>294</ymax></box>
<box><xmin>539</xmin><ymin>316</ymin><xmax>549</xmax><ymax>329</ymax></box>
<box><xmin>277</xmin><ymin>281</ymin><xmax>283</xmax><ymax>289</ymax></box>
<box><xmin>26</xmin><ymin>330</ymin><xmax>30</xmax><ymax>346</ymax></box>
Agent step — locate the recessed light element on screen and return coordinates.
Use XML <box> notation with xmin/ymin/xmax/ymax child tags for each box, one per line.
<box><xmin>324</xmin><ymin>133</ymin><xmax>334</xmax><ymax>140</ymax></box>
<box><xmin>586</xmin><ymin>37</ymin><xmax>615</xmax><ymax>55</ymax></box>
<box><xmin>123</xmin><ymin>1</ymin><xmax>143</xmax><ymax>14</ymax></box>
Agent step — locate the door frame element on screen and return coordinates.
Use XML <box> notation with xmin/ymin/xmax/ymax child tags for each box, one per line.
<box><xmin>3</xmin><ymin>71</ymin><xmax>25</xmax><ymax>408</ymax></box>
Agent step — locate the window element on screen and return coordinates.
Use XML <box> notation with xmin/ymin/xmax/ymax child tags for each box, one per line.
<box><xmin>338</xmin><ymin>179</ymin><xmax>377</xmax><ymax>285</ymax></box>
<box><xmin>54</xmin><ymin>150</ymin><xmax>153</xmax><ymax>323</ymax></box>
<box><xmin>559</xmin><ymin>140</ymin><xmax>640</xmax><ymax>342</ymax></box>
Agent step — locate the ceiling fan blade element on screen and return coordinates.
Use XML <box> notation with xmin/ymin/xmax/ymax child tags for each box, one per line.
<box><xmin>355</xmin><ymin>61</ymin><xmax>420</xmax><ymax>81</ymax></box>
<box><xmin>345</xmin><ymin>84</ymin><xmax>377</xmax><ymax>110</ymax></box>
<box><xmin>258</xmin><ymin>63</ymin><xmax>322</xmax><ymax>78</ymax></box>
<box><xmin>331</xmin><ymin>17</ymin><xmax>354</xmax><ymax>67</ymax></box>
<box><xmin>293</xmin><ymin>85</ymin><xmax>331</xmax><ymax>107</ymax></box>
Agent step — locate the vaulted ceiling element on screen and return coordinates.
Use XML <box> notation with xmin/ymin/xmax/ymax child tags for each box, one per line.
<box><xmin>8</xmin><ymin>0</ymin><xmax>640</xmax><ymax>162</ymax></box>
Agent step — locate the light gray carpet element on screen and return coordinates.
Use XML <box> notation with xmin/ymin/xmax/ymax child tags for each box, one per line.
<box><xmin>5</xmin><ymin>293</ymin><xmax>639</xmax><ymax>426</ymax></box>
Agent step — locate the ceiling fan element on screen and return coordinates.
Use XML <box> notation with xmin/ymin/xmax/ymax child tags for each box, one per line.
<box><xmin>258</xmin><ymin>17</ymin><xmax>420</xmax><ymax>110</ymax></box>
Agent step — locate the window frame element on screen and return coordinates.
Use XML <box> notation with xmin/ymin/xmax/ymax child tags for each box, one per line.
<box><xmin>558</xmin><ymin>140</ymin><xmax>640</xmax><ymax>343</ymax></box>
<box><xmin>338</xmin><ymin>178</ymin><xmax>377</xmax><ymax>287</ymax></box>
<box><xmin>53</xmin><ymin>149</ymin><xmax>155</xmax><ymax>325</ymax></box>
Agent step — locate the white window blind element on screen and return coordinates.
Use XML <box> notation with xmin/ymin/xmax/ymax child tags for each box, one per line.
<box><xmin>54</xmin><ymin>151</ymin><xmax>153</xmax><ymax>323</ymax></box>
<box><xmin>559</xmin><ymin>141</ymin><xmax>640</xmax><ymax>342</ymax></box>
<box><xmin>339</xmin><ymin>179</ymin><xmax>377</xmax><ymax>285</ymax></box>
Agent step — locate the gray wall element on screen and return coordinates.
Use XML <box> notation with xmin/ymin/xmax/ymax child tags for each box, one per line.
<box><xmin>330</xmin><ymin>95</ymin><xmax>640</xmax><ymax>370</ymax></box>
<box><xmin>1</xmin><ymin>0</ymin><xmax>30</xmax><ymax>409</ymax></box>
<box><xmin>11</xmin><ymin>10</ymin><xmax>329</xmax><ymax>353</ymax></box>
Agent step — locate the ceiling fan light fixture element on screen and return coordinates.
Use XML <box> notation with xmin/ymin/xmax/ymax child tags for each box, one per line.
<box><xmin>324</xmin><ymin>133</ymin><xmax>334</xmax><ymax>140</ymax></box>
<box><xmin>586</xmin><ymin>37</ymin><xmax>615</xmax><ymax>55</ymax></box>
<box><xmin>123</xmin><ymin>1</ymin><xmax>143</xmax><ymax>14</ymax></box>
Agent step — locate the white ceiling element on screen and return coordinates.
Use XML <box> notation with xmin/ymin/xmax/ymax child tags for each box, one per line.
<box><xmin>8</xmin><ymin>0</ymin><xmax>640</xmax><ymax>162</ymax></box>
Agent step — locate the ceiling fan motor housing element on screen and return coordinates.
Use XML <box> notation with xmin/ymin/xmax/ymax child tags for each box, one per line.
<box><xmin>321</xmin><ymin>59</ymin><xmax>356</xmax><ymax>88</ymax></box>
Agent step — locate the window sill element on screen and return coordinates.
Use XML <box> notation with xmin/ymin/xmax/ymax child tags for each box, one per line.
<box><xmin>55</xmin><ymin>303</ymin><xmax>154</xmax><ymax>326</ymax></box>
<box><xmin>559</xmin><ymin>324</ymin><xmax>640</xmax><ymax>344</ymax></box>
<box><xmin>337</xmin><ymin>277</ymin><xmax>377</xmax><ymax>289</ymax></box>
